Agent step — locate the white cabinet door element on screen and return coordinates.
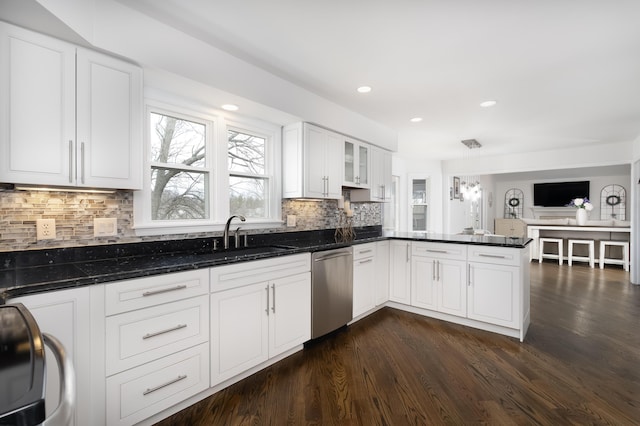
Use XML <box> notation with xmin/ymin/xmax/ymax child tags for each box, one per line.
<box><xmin>0</xmin><ymin>22</ymin><xmax>76</xmax><ymax>186</ymax></box>
<box><xmin>269</xmin><ymin>272</ymin><xmax>311</xmax><ymax>357</ymax></box>
<box><xmin>76</xmin><ymin>48</ymin><xmax>142</xmax><ymax>189</ymax></box>
<box><xmin>389</xmin><ymin>240</ymin><xmax>411</xmax><ymax>304</ymax></box>
<box><xmin>343</xmin><ymin>138</ymin><xmax>370</xmax><ymax>188</ymax></box>
<box><xmin>283</xmin><ymin>122</ymin><xmax>342</xmax><ymax>199</ymax></box>
<box><xmin>375</xmin><ymin>241</ymin><xmax>390</xmax><ymax>305</ymax></box>
<box><xmin>353</xmin><ymin>254</ymin><xmax>376</xmax><ymax>317</ymax></box>
<box><xmin>210</xmin><ymin>282</ymin><xmax>269</xmax><ymax>385</ymax></box>
<box><xmin>0</xmin><ymin>22</ymin><xmax>142</xmax><ymax>189</ymax></box>
<box><xmin>411</xmin><ymin>256</ymin><xmax>437</xmax><ymax>310</ymax></box>
<box><xmin>437</xmin><ymin>259</ymin><xmax>467</xmax><ymax>317</ymax></box>
<box><xmin>468</xmin><ymin>262</ymin><xmax>520</xmax><ymax>329</ymax></box>
<box><xmin>11</xmin><ymin>287</ymin><xmax>91</xmax><ymax>426</ymax></box>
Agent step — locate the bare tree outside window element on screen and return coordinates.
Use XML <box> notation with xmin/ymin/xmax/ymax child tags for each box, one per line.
<box><xmin>228</xmin><ymin>129</ymin><xmax>269</xmax><ymax>218</ymax></box>
<box><xmin>150</xmin><ymin>112</ymin><xmax>209</xmax><ymax>220</ymax></box>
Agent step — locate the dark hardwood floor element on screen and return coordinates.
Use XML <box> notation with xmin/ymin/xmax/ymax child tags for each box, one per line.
<box><xmin>155</xmin><ymin>262</ymin><xmax>640</xmax><ymax>425</ymax></box>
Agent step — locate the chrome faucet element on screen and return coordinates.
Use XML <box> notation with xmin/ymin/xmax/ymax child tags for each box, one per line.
<box><xmin>223</xmin><ymin>215</ymin><xmax>246</xmax><ymax>249</ymax></box>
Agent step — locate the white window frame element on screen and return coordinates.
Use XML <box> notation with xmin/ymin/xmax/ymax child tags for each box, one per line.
<box><xmin>226</xmin><ymin>119</ymin><xmax>281</xmax><ymax>223</ymax></box>
<box><xmin>133</xmin><ymin>98</ymin><xmax>282</xmax><ymax>236</ymax></box>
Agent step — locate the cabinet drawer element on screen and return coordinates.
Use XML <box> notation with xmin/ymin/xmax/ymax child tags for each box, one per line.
<box><xmin>211</xmin><ymin>253</ymin><xmax>310</xmax><ymax>292</ymax></box>
<box><xmin>468</xmin><ymin>246</ymin><xmax>521</xmax><ymax>266</ymax></box>
<box><xmin>412</xmin><ymin>242</ymin><xmax>467</xmax><ymax>260</ymax></box>
<box><xmin>105</xmin><ymin>269</ymin><xmax>209</xmax><ymax>315</ymax></box>
<box><xmin>106</xmin><ymin>343</ymin><xmax>209</xmax><ymax>426</ymax></box>
<box><xmin>106</xmin><ymin>295</ymin><xmax>209</xmax><ymax>376</ymax></box>
<box><xmin>353</xmin><ymin>242</ymin><xmax>376</xmax><ymax>260</ymax></box>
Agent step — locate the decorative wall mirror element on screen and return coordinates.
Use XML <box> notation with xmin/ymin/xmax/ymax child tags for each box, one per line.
<box><xmin>600</xmin><ymin>184</ymin><xmax>626</xmax><ymax>220</ymax></box>
<box><xmin>504</xmin><ymin>188</ymin><xmax>524</xmax><ymax>218</ymax></box>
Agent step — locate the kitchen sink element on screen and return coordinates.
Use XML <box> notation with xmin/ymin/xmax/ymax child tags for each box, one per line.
<box><xmin>212</xmin><ymin>245</ymin><xmax>296</xmax><ymax>258</ymax></box>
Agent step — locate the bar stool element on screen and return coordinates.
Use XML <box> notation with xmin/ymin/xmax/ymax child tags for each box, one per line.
<box><xmin>568</xmin><ymin>239</ymin><xmax>595</xmax><ymax>267</ymax></box>
<box><xmin>539</xmin><ymin>238</ymin><xmax>563</xmax><ymax>265</ymax></box>
<box><xmin>599</xmin><ymin>240</ymin><xmax>630</xmax><ymax>271</ymax></box>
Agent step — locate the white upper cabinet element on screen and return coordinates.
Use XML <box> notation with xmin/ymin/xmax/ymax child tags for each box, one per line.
<box><xmin>351</xmin><ymin>146</ymin><xmax>392</xmax><ymax>202</ymax></box>
<box><xmin>0</xmin><ymin>22</ymin><xmax>142</xmax><ymax>189</ymax></box>
<box><xmin>343</xmin><ymin>137</ymin><xmax>369</xmax><ymax>188</ymax></box>
<box><xmin>283</xmin><ymin>122</ymin><xmax>342</xmax><ymax>199</ymax></box>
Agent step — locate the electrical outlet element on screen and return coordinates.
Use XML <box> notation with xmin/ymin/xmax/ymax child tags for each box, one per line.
<box><xmin>36</xmin><ymin>219</ymin><xmax>56</xmax><ymax>240</ymax></box>
<box><xmin>286</xmin><ymin>215</ymin><xmax>297</xmax><ymax>227</ymax></box>
<box><xmin>94</xmin><ymin>218</ymin><xmax>117</xmax><ymax>237</ymax></box>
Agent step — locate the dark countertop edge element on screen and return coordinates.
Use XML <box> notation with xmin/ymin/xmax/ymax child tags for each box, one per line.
<box><xmin>1</xmin><ymin>234</ymin><xmax>532</xmax><ymax>302</ymax></box>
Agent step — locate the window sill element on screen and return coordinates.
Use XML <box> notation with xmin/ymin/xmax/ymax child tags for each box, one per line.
<box><xmin>133</xmin><ymin>219</ymin><xmax>285</xmax><ymax>237</ymax></box>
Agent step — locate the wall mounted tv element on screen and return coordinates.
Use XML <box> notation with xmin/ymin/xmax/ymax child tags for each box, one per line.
<box><xmin>533</xmin><ymin>181</ymin><xmax>590</xmax><ymax>207</ymax></box>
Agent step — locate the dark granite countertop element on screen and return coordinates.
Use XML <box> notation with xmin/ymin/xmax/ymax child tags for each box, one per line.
<box><xmin>0</xmin><ymin>226</ymin><xmax>531</xmax><ymax>303</ymax></box>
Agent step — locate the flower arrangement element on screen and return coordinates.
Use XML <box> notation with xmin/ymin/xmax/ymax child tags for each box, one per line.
<box><xmin>569</xmin><ymin>197</ymin><xmax>594</xmax><ymax>211</ymax></box>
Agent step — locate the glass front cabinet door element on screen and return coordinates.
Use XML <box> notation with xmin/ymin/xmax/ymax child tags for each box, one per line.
<box><xmin>344</xmin><ymin>138</ymin><xmax>369</xmax><ymax>188</ymax></box>
<box><xmin>410</xmin><ymin>177</ymin><xmax>430</xmax><ymax>232</ymax></box>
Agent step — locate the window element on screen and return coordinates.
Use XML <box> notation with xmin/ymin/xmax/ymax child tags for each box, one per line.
<box><xmin>134</xmin><ymin>99</ymin><xmax>281</xmax><ymax>236</ymax></box>
<box><xmin>228</xmin><ymin>128</ymin><xmax>269</xmax><ymax>219</ymax></box>
<box><xmin>150</xmin><ymin>112</ymin><xmax>209</xmax><ymax>220</ymax></box>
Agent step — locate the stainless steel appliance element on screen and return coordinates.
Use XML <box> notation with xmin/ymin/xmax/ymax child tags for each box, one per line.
<box><xmin>311</xmin><ymin>247</ymin><xmax>353</xmax><ymax>339</ymax></box>
<box><xmin>0</xmin><ymin>303</ymin><xmax>75</xmax><ymax>426</ymax></box>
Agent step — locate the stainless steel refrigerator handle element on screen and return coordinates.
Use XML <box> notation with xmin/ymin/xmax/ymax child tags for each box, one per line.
<box><xmin>42</xmin><ymin>333</ymin><xmax>75</xmax><ymax>426</ymax></box>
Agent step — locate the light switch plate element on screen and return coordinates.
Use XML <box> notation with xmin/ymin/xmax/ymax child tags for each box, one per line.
<box><xmin>286</xmin><ymin>215</ymin><xmax>297</xmax><ymax>227</ymax></box>
<box><xmin>94</xmin><ymin>218</ymin><xmax>117</xmax><ymax>237</ymax></box>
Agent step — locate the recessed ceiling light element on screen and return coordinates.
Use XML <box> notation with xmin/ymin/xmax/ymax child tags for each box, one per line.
<box><xmin>479</xmin><ymin>100</ymin><xmax>497</xmax><ymax>108</ymax></box>
<box><xmin>222</xmin><ymin>104</ymin><xmax>239</xmax><ymax>111</ymax></box>
<box><xmin>410</xmin><ymin>117</ymin><xmax>423</xmax><ymax>123</ymax></box>
<box><xmin>357</xmin><ymin>86</ymin><xmax>372</xmax><ymax>93</ymax></box>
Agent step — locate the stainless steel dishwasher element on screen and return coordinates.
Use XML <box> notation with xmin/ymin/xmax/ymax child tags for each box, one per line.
<box><xmin>311</xmin><ymin>247</ymin><xmax>353</xmax><ymax>339</ymax></box>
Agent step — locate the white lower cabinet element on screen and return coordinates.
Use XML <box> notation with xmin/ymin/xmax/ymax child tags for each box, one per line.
<box><xmin>10</xmin><ymin>287</ymin><xmax>91</xmax><ymax>426</ymax></box>
<box><xmin>352</xmin><ymin>243</ymin><xmax>377</xmax><ymax>318</ymax></box>
<box><xmin>99</xmin><ymin>269</ymin><xmax>210</xmax><ymax>426</ymax></box>
<box><xmin>210</xmin><ymin>254</ymin><xmax>311</xmax><ymax>386</ymax></box>
<box><xmin>411</xmin><ymin>242</ymin><xmax>467</xmax><ymax>317</ymax></box>
<box><xmin>375</xmin><ymin>241</ymin><xmax>390</xmax><ymax>305</ymax></box>
<box><xmin>389</xmin><ymin>240</ymin><xmax>411</xmax><ymax>304</ymax></box>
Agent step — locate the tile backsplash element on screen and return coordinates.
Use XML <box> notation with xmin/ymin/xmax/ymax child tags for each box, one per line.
<box><xmin>0</xmin><ymin>189</ymin><xmax>381</xmax><ymax>251</ymax></box>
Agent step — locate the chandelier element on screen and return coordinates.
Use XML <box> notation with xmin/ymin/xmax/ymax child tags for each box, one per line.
<box><xmin>460</xmin><ymin>139</ymin><xmax>482</xmax><ymax>202</ymax></box>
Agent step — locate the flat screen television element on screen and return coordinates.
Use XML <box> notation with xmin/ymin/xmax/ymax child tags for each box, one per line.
<box><xmin>533</xmin><ymin>181</ymin><xmax>590</xmax><ymax>207</ymax></box>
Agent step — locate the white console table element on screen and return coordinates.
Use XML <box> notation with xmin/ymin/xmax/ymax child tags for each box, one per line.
<box><xmin>527</xmin><ymin>225</ymin><xmax>631</xmax><ymax>261</ymax></box>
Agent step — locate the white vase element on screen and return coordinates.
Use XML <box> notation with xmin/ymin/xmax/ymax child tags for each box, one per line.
<box><xmin>576</xmin><ymin>208</ymin><xmax>587</xmax><ymax>226</ymax></box>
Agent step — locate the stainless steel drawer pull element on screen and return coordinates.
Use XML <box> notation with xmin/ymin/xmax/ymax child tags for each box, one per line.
<box><xmin>143</xmin><ymin>374</ymin><xmax>187</xmax><ymax>396</ymax></box>
<box><xmin>142</xmin><ymin>284</ymin><xmax>188</xmax><ymax>297</ymax></box>
<box><xmin>479</xmin><ymin>253</ymin><xmax>507</xmax><ymax>259</ymax></box>
<box><xmin>142</xmin><ymin>324</ymin><xmax>187</xmax><ymax>340</ymax></box>
<box><xmin>426</xmin><ymin>249</ymin><xmax>447</xmax><ymax>254</ymax></box>
<box><xmin>359</xmin><ymin>259</ymin><xmax>373</xmax><ymax>264</ymax></box>
<box><xmin>358</xmin><ymin>249</ymin><xmax>373</xmax><ymax>254</ymax></box>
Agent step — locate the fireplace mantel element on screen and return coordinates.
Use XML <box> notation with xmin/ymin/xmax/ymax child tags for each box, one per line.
<box><xmin>531</xmin><ymin>207</ymin><xmax>575</xmax><ymax>219</ymax></box>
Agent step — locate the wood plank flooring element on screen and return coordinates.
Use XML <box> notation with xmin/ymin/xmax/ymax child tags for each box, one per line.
<box><xmin>155</xmin><ymin>262</ymin><xmax>640</xmax><ymax>425</ymax></box>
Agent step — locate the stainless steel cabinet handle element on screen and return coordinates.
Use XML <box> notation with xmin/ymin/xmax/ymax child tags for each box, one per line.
<box><xmin>265</xmin><ymin>285</ymin><xmax>270</xmax><ymax>315</ymax></box>
<box><xmin>358</xmin><ymin>249</ymin><xmax>373</xmax><ymax>255</ymax></box>
<box><xmin>432</xmin><ymin>260</ymin><xmax>436</xmax><ymax>281</ymax></box>
<box><xmin>142</xmin><ymin>323</ymin><xmax>187</xmax><ymax>340</ymax></box>
<box><xmin>468</xmin><ymin>264</ymin><xmax>472</xmax><ymax>286</ymax></box>
<box><xmin>436</xmin><ymin>260</ymin><xmax>440</xmax><ymax>281</ymax></box>
<box><xmin>426</xmin><ymin>249</ymin><xmax>447</xmax><ymax>254</ymax></box>
<box><xmin>68</xmin><ymin>140</ymin><xmax>73</xmax><ymax>183</ymax></box>
<box><xmin>479</xmin><ymin>253</ymin><xmax>507</xmax><ymax>259</ymax></box>
<box><xmin>80</xmin><ymin>142</ymin><xmax>85</xmax><ymax>184</ymax></box>
<box><xmin>359</xmin><ymin>259</ymin><xmax>373</xmax><ymax>264</ymax></box>
<box><xmin>406</xmin><ymin>243</ymin><xmax>410</xmax><ymax>262</ymax></box>
<box><xmin>271</xmin><ymin>283</ymin><xmax>276</xmax><ymax>313</ymax></box>
<box><xmin>142</xmin><ymin>284</ymin><xmax>187</xmax><ymax>297</ymax></box>
<box><xmin>143</xmin><ymin>375</ymin><xmax>187</xmax><ymax>396</ymax></box>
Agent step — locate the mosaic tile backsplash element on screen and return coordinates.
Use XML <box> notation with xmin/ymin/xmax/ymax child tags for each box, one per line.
<box><xmin>0</xmin><ymin>189</ymin><xmax>381</xmax><ymax>251</ymax></box>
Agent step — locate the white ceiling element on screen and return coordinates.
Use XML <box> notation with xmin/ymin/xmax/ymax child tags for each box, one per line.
<box><xmin>16</xmin><ymin>0</ymin><xmax>640</xmax><ymax>160</ymax></box>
